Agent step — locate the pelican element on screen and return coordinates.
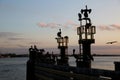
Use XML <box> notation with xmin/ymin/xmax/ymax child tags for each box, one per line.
<box><xmin>57</xmin><ymin>29</ymin><xmax>61</xmax><ymax>37</ymax></box>
<box><xmin>106</xmin><ymin>41</ymin><xmax>117</xmax><ymax>44</ymax></box>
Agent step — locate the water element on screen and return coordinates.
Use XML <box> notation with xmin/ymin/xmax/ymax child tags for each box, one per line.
<box><xmin>92</xmin><ymin>56</ymin><xmax>120</xmax><ymax>70</ymax></box>
<box><xmin>0</xmin><ymin>56</ymin><xmax>120</xmax><ymax>80</ymax></box>
<box><xmin>0</xmin><ymin>57</ymin><xmax>28</xmax><ymax>80</ymax></box>
<box><xmin>69</xmin><ymin>56</ymin><xmax>120</xmax><ymax>70</ymax></box>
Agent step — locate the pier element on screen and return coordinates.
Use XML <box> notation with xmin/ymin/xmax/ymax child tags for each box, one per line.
<box><xmin>27</xmin><ymin>6</ymin><xmax>120</xmax><ymax>80</ymax></box>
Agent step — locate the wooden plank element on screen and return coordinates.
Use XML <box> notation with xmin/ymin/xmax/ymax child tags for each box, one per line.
<box><xmin>70</xmin><ymin>66</ymin><xmax>118</xmax><ymax>78</ymax></box>
<box><xmin>35</xmin><ymin>63</ymin><xmax>116</xmax><ymax>79</ymax></box>
<box><xmin>35</xmin><ymin>73</ymin><xmax>53</xmax><ymax>80</ymax></box>
<box><xmin>35</xmin><ymin>69</ymin><xmax>70</xmax><ymax>80</ymax></box>
<box><xmin>36</xmin><ymin>63</ymin><xmax>117</xmax><ymax>78</ymax></box>
<box><xmin>35</xmin><ymin>66</ymin><xmax>101</xmax><ymax>80</ymax></box>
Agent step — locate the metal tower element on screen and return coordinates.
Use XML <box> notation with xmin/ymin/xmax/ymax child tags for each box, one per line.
<box><xmin>55</xmin><ymin>29</ymin><xmax>69</xmax><ymax>65</ymax></box>
<box><xmin>77</xmin><ymin>5</ymin><xmax>96</xmax><ymax>68</ymax></box>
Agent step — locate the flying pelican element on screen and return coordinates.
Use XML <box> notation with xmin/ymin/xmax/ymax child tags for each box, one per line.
<box><xmin>106</xmin><ymin>41</ymin><xmax>117</xmax><ymax>44</ymax></box>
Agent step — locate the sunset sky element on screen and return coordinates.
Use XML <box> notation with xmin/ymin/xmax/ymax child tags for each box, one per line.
<box><xmin>0</xmin><ymin>0</ymin><xmax>120</xmax><ymax>54</ymax></box>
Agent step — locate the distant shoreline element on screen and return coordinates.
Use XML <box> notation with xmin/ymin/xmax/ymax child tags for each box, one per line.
<box><xmin>68</xmin><ymin>54</ymin><xmax>120</xmax><ymax>57</ymax></box>
<box><xmin>0</xmin><ymin>53</ymin><xmax>28</xmax><ymax>58</ymax></box>
<box><xmin>0</xmin><ymin>53</ymin><xmax>120</xmax><ymax>58</ymax></box>
<box><xmin>92</xmin><ymin>54</ymin><xmax>120</xmax><ymax>57</ymax></box>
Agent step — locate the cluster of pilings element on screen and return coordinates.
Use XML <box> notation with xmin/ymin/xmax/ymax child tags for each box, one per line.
<box><xmin>26</xmin><ymin>6</ymin><xmax>120</xmax><ymax>80</ymax></box>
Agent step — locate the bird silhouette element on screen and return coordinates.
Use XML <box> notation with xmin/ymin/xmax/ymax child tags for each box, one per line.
<box><xmin>57</xmin><ymin>29</ymin><xmax>61</xmax><ymax>37</ymax></box>
<box><xmin>106</xmin><ymin>41</ymin><xmax>117</xmax><ymax>44</ymax></box>
<box><xmin>78</xmin><ymin>13</ymin><xmax>82</xmax><ymax>21</ymax></box>
<box><xmin>72</xmin><ymin>49</ymin><xmax>81</xmax><ymax>61</ymax></box>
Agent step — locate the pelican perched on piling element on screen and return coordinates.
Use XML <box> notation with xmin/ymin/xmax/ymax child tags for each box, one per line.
<box><xmin>57</xmin><ymin>29</ymin><xmax>61</xmax><ymax>37</ymax></box>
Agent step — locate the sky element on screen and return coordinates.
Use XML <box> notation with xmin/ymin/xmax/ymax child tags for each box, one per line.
<box><xmin>0</xmin><ymin>0</ymin><xmax>120</xmax><ymax>54</ymax></box>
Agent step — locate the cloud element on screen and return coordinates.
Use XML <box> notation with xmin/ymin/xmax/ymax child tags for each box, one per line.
<box><xmin>63</xmin><ymin>20</ymin><xmax>79</xmax><ymax>28</ymax></box>
<box><xmin>29</xmin><ymin>42</ymin><xmax>41</xmax><ymax>45</ymax></box>
<box><xmin>37</xmin><ymin>20</ymin><xmax>79</xmax><ymax>29</ymax></box>
<box><xmin>110</xmin><ymin>24</ymin><xmax>120</xmax><ymax>30</ymax></box>
<box><xmin>0</xmin><ymin>32</ymin><xmax>20</xmax><ymax>38</ymax></box>
<box><xmin>98</xmin><ymin>25</ymin><xmax>114</xmax><ymax>31</ymax></box>
<box><xmin>0</xmin><ymin>32</ymin><xmax>26</xmax><ymax>42</ymax></box>
<box><xmin>37</xmin><ymin>21</ymin><xmax>120</xmax><ymax>31</ymax></box>
<box><xmin>17</xmin><ymin>44</ymin><xmax>28</xmax><ymax>48</ymax></box>
<box><xmin>98</xmin><ymin>24</ymin><xmax>120</xmax><ymax>31</ymax></box>
<box><xmin>37</xmin><ymin>22</ymin><xmax>61</xmax><ymax>28</ymax></box>
<box><xmin>8</xmin><ymin>38</ymin><xmax>25</xmax><ymax>40</ymax></box>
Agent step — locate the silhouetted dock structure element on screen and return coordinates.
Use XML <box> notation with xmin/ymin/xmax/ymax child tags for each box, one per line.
<box><xmin>27</xmin><ymin>6</ymin><xmax>120</xmax><ymax>80</ymax></box>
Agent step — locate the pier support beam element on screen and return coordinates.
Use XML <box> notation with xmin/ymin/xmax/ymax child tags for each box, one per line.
<box><xmin>57</xmin><ymin>46</ymin><xmax>69</xmax><ymax>66</ymax></box>
<box><xmin>26</xmin><ymin>60</ymin><xmax>34</xmax><ymax>80</ymax></box>
<box><xmin>114</xmin><ymin>62</ymin><xmax>120</xmax><ymax>71</ymax></box>
<box><xmin>111</xmin><ymin>62</ymin><xmax>120</xmax><ymax>80</ymax></box>
<box><xmin>26</xmin><ymin>46</ymin><xmax>37</xmax><ymax>80</ymax></box>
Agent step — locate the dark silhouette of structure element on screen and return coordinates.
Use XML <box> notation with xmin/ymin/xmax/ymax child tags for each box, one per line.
<box><xmin>26</xmin><ymin>5</ymin><xmax>120</xmax><ymax>80</ymax></box>
<box><xmin>55</xmin><ymin>29</ymin><xmax>69</xmax><ymax>65</ymax></box>
<box><xmin>76</xmin><ymin>5</ymin><xmax>96</xmax><ymax>68</ymax></box>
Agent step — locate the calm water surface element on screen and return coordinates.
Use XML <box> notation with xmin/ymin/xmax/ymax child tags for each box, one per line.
<box><xmin>69</xmin><ymin>56</ymin><xmax>120</xmax><ymax>70</ymax></box>
<box><xmin>0</xmin><ymin>57</ymin><xmax>28</xmax><ymax>80</ymax></box>
<box><xmin>0</xmin><ymin>56</ymin><xmax>120</xmax><ymax>80</ymax></box>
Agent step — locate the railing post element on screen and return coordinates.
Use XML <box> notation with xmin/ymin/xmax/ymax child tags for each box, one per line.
<box><xmin>112</xmin><ymin>62</ymin><xmax>120</xmax><ymax>80</ymax></box>
<box><xmin>26</xmin><ymin>47</ymin><xmax>36</xmax><ymax>80</ymax></box>
<box><xmin>114</xmin><ymin>62</ymin><xmax>120</xmax><ymax>71</ymax></box>
<box><xmin>26</xmin><ymin>60</ymin><xmax>34</xmax><ymax>80</ymax></box>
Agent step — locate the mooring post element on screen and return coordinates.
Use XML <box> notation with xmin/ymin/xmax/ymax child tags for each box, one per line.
<box><xmin>26</xmin><ymin>60</ymin><xmax>34</xmax><ymax>80</ymax></box>
<box><xmin>26</xmin><ymin>46</ymin><xmax>36</xmax><ymax>80</ymax></box>
<box><xmin>114</xmin><ymin>62</ymin><xmax>120</xmax><ymax>71</ymax></box>
<box><xmin>55</xmin><ymin>29</ymin><xmax>69</xmax><ymax>66</ymax></box>
<box><xmin>111</xmin><ymin>62</ymin><xmax>120</xmax><ymax>80</ymax></box>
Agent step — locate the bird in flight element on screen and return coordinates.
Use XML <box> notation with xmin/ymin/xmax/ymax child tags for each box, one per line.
<box><xmin>106</xmin><ymin>41</ymin><xmax>117</xmax><ymax>44</ymax></box>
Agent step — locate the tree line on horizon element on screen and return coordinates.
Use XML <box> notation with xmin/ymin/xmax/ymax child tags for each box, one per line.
<box><xmin>0</xmin><ymin>53</ymin><xmax>28</xmax><ymax>58</ymax></box>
